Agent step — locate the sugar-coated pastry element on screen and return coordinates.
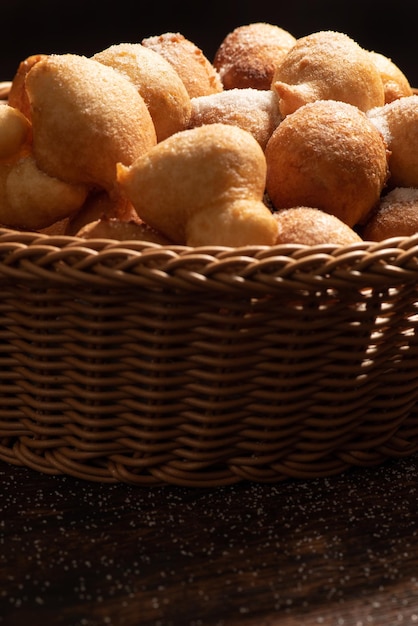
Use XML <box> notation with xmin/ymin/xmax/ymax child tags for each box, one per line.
<box><xmin>0</xmin><ymin>86</ymin><xmax>88</xmax><ymax>231</ymax></box>
<box><xmin>25</xmin><ymin>54</ymin><xmax>157</xmax><ymax>191</ymax></box>
<box><xmin>92</xmin><ymin>43</ymin><xmax>191</xmax><ymax>142</ymax></box>
<box><xmin>8</xmin><ymin>54</ymin><xmax>48</xmax><ymax>120</ymax></box>
<box><xmin>369</xmin><ymin>51</ymin><xmax>413</xmax><ymax>104</ymax></box>
<box><xmin>265</xmin><ymin>100</ymin><xmax>389</xmax><ymax>227</ymax></box>
<box><xmin>4</xmin><ymin>28</ymin><xmax>414</xmax><ymax>247</ymax></box>
<box><xmin>142</xmin><ymin>32</ymin><xmax>223</xmax><ymax>98</ymax></box>
<box><xmin>272</xmin><ymin>31</ymin><xmax>385</xmax><ymax>117</ymax></box>
<box><xmin>117</xmin><ymin>123</ymin><xmax>278</xmax><ymax>247</ymax></box>
<box><xmin>0</xmin><ymin>104</ymin><xmax>31</xmax><ymax>159</ymax></box>
<box><xmin>0</xmin><ymin>154</ymin><xmax>88</xmax><ymax>230</ymax></box>
<box><xmin>188</xmin><ymin>88</ymin><xmax>282</xmax><ymax>150</ymax></box>
<box><xmin>362</xmin><ymin>187</ymin><xmax>418</xmax><ymax>240</ymax></box>
<box><xmin>273</xmin><ymin>207</ymin><xmax>362</xmax><ymax>246</ymax></box>
<box><xmin>367</xmin><ymin>95</ymin><xmax>418</xmax><ymax>188</ymax></box>
<box><xmin>75</xmin><ymin>216</ymin><xmax>173</xmax><ymax>244</ymax></box>
<box><xmin>213</xmin><ymin>22</ymin><xmax>296</xmax><ymax>91</ymax></box>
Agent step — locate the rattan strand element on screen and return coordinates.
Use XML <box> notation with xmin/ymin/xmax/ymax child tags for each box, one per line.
<box><xmin>0</xmin><ymin>228</ymin><xmax>418</xmax><ymax>485</ymax></box>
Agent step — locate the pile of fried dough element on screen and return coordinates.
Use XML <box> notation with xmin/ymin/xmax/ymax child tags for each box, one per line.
<box><xmin>1</xmin><ymin>24</ymin><xmax>418</xmax><ymax>247</ymax></box>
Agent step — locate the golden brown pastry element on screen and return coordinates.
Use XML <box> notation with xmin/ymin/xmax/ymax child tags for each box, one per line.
<box><xmin>142</xmin><ymin>32</ymin><xmax>223</xmax><ymax>98</ymax></box>
<box><xmin>25</xmin><ymin>53</ymin><xmax>157</xmax><ymax>191</ymax></box>
<box><xmin>367</xmin><ymin>95</ymin><xmax>418</xmax><ymax>188</ymax></box>
<box><xmin>369</xmin><ymin>51</ymin><xmax>413</xmax><ymax>104</ymax></box>
<box><xmin>0</xmin><ymin>99</ymin><xmax>87</xmax><ymax>230</ymax></box>
<box><xmin>213</xmin><ymin>22</ymin><xmax>296</xmax><ymax>90</ymax></box>
<box><xmin>188</xmin><ymin>88</ymin><xmax>282</xmax><ymax>150</ymax></box>
<box><xmin>0</xmin><ymin>104</ymin><xmax>31</xmax><ymax>159</ymax></box>
<box><xmin>117</xmin><ymin>123</ymin><xmax>278</xmax><ymax>247</ymax></box>
<box><xmin>362</xmin><ymin>187</ymin><xmax>418</xmax><ymax>240</ymax></box>
<box><xmin>92</xmin><ymin>43</ymin><xmax>191</xmax><ymax>142</ymax></box>
<box><xmin>272</xmin><ymin>30</ymin><xmax>385</xmax><ymax>117</ymax></box>
<box><xmin>75</xmin><ymin>216</ymin><xmax>173</xmax><ymax>244</ymax></box>
<box><xmin>0</xmin><ymin>154</ymin><xmax>88</xmax><ymax>230</ymax></box>
<box><xmin>265</xmin><ymin>100</ymin><xmax>389</xmax><ymax>227</ymax></box>
<box><xmin>8</xmin><ymin>54</ymin><xmax>48</xmax><ymax>120</ymax></box>
<box><xmin>274</xmin><ymin>207</ymin><xmax>363</xmax><ymax>246</ymax></box>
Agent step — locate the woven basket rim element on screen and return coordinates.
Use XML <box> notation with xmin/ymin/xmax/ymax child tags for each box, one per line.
<box><xmin>0</xmin><ymin>223</ymin><xmax>417</xmax><ymax>256</ymax></box>
<box><xmin>0</xmin><ymin>226</ymin><xmax>418</xmax><ymax>295</ymax></box>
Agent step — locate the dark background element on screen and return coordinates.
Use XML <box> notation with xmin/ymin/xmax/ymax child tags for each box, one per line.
<box><xmin>2</xmin><ymin>0</ymin><xmax>417</xmax><ymax>85</ymax></box>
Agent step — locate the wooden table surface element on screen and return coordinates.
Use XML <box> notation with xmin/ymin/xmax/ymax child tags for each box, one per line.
<box><xmin>2</xmin><ymin>455</ymin><xmax>418</xmax><ymax>626</ymax></box>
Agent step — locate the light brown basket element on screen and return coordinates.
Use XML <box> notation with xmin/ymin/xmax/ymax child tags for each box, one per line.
<box><xmin>1</xmin><ymin>228</ymin><xmax>418</xmax><ymax>486</ymax></box>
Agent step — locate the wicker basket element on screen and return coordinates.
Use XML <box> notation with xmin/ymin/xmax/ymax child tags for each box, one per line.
<box><xmin>1</xmin><ymin>228</ymin><xmax>418</xmax><ymax>486</ymax></box>
<box><xmin>2</xmin><ymin>83</ymin><xmax>418</xmax><ymax>486</ymax></box>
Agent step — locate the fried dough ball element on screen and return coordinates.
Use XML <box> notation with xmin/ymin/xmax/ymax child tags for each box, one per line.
<box><xmin>265</xmin><ymin>100</ymin><xmax>389</xmax><ymax>227</ymax></box>
<box><xmin>367</xmin><ymin>95</ymin><xmax>418</xmax><ymax>188</ymax></box>
<box><xmin>213</xmin><ymin>22</ymin><xmax>296</xmax><ymax>91</ymax></box>
<box><xmin>65</xmin><ymin>189</ymin><xmax>140</xmax><ymax>236</ymax></box>
<box><xmin>142</xmin><ymin>32</ymin><xmax>223</xmax><ymax>98</ymax></box>
<box><xmin>274</xmin><ymin>207</ymin><xmax>362</xmax><ymax>246</ymax></box>
<box><xmin>117</xmin><ymin>123</ymin><xmax>278</xmax><ymax>247</ymax></box>
<box><xmin>0</xmin><ymin>105</ymin><xmax>31</xmax><ymax>159</ymax></box>
<box><xmin>188</xmin><ymin>88</ymin><xmax>282</xmax><ymax>150</ymax></box>
<box><xmin>25</xmin><ymin>54</ymin><xmax>157</xmax><ymax>191</ymax></box>
<box><xmin>369</xmin><ymin>51</ymin><xmax>413</xmax><ymax>104</ymax></box>
<box><xmin>75</xmin><ymin>216</ymin><xmax>173</xmax><ymax>244</ymax></box>
<box><xmin>362</xmin><ymin>187</ymin><xmax>418</xmax><ymax>241</ymax></box>
<box><xmin>92</xmin><ymin>43</ymin><xmax>191</xmax><ymax>142</ymax></box>
<box><xmin>8</xmin><ymin>54</ymin><xmax>47</xmax><ymax>120</ymax></box>
<box><xmin>272</xmin><ymin>31</ymin><xmax>385</xmax><ymax>117</ymax></box>
<box><xmin>0</xmin><ymin>100</ymin><xmax>86</xmax><ymax>231</ymax></box>
<box><xmin>0</xmin><ymin>154</ymin><xmax>88</xmax><ymax>230</ymax></box>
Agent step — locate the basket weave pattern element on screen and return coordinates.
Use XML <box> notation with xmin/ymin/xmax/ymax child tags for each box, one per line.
<box><xmin>1</xmin><ymin>228</ymin><xmax>418</xmax><ymax>485</ymax></box>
